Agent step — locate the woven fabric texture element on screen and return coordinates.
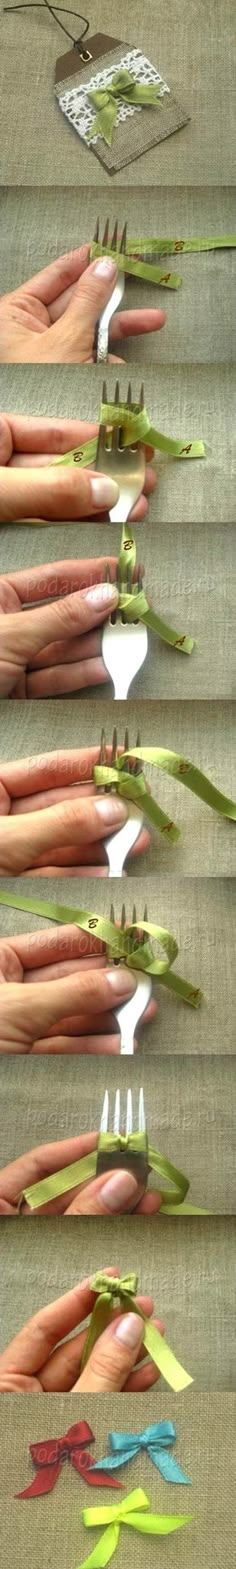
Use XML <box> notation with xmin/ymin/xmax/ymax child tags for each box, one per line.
<box><xmin>1</xmin><ymin>186</ymin><xmax>236</xmax><ymax>364</ymax></box>
<box><xmin>0</xmin><ymin>1393</ymin><xmax>235</xmax><ymax>1565</ymax></box>
<box><xmin>0</xmin><ymin>1215</ymin><xmax>235</xmax><ymax>1387</ymax></box>
<box><xmin>0</xmin><ymin>1052</ymin><xmax>235</xmax><ymax>1212</ymax></box>
<box><xmin>1</xmin><ymin>0</ymin><xmax>235</xmax><ymax>185</ymax></box>
<box><xmin>0</xmin><ymin>874</ymin><xmax>235</xmax><ymax>1053</ymax></box>
<box><xmin>0</xmin><ymin>699</ymin><xmax>235</xmax><ymax>876</ymax></box>
<box><xmin>0</xmin><ymin>363</ymin><xmax>235</xmax><ymax>524</ymax></box>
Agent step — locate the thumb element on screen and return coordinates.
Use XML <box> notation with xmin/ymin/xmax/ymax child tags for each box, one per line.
<box><xmin>75</xmin><ymin>1312</ymin><xmax>145</xmax><ymax>1391</ymax></box>
<box><xmin>66</xmin><ymin>1168</ymin><xmax>142</xmax><ymax>1215</ymax></box>
<box><xmin>54</xmin><ymin>257</ymin><xmax>119</xmax><ymax>361</ymax></box>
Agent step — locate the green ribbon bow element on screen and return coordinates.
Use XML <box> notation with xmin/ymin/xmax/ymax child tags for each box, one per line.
<box><xmin>94</xmin><ymin>744</ymin><xmax>236</xmax><ymax>844</ymax></box>
<box><xmin>0</xmin><ymin>897</ymin><xmax>203</xmax><ymax>1008</ymax></box>
<box><xmin>86</xmin><ymin>69</ymin><xmax>162</xmax><ymax>147</ymax></box>
<box><xmin>76</xmin><ymin>1486</ymin><xmax>192</xmax><ymax>1567</ymax></box>
<box><xmin>80</xmin><ymin>1273</ymin><xmax>193</xmax><ymax>1391</ymax></box>
<box><xmin>21</xmin><ymin>1131</ymin><xmax>211</xmax><ymax>1215</ymax></box>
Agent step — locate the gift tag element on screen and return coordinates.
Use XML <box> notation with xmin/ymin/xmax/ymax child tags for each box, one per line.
<box><xmin>54</xmin><ymin>35</ymin><xmax>190</xmax><ymax>174</ymax></box>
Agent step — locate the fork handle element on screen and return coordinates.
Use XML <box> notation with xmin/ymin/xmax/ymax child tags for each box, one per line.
<box><xmin>112</xmin><ymin>677</ymin><xmax>131</xmax><ymax>698</ymax></box>
<box><xmin>96</xmin><ymin>323</ymin><xmax>109</xmax><ymax>363</ymax></box>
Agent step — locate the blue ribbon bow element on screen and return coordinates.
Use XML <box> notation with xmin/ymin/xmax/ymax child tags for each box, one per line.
<box><xmin>91</xmin><ymin>1422</ymin><xmax>191</xmax><ymax>1484</ymax></box>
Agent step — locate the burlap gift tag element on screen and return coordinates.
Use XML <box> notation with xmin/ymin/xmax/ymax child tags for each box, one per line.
<box><xmin>54</xmin><ymin>36</ymin><xmax>190</xmax><ymax>173</ymax></box>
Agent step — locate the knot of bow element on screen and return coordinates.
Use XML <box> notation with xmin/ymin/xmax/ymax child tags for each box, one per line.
<box><xmin>15</xmin><ymin>1423</ymin><xmax>121</xmax><ymax>1498</ymax></box>
<box><xmin>91</xmin><ymin>1422</ymin><xmax>191</xmax><ymax>1484</ymax></box>
<box><xmin>86</xmin><ymin>69</ymin><xmax>162</xmax><ymax>146</ymax></box>
<box><xmin>91</xmin><ymin>1272</ymin><xmax>137</xmax><ymax>1297</ymax></box>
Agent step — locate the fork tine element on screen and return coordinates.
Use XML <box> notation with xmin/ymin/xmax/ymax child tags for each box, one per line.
<box><xmin>126</xmin><ymin>1088</ymin><xmax>133</xmax><ymax>1135</ymax></box>
<box><xmin>115</xmin><ymin>380</ymin><xmax>120</xmax><ymax>405</ymax></box>
<box><xmin>100</xmin><ymin>726</ymin><xmax>106</xmax><ymax>769</ymax></box>
<box><xmin>110</xmin><ymin>901</ymin><xmax>115</xmax><ymax>923</ymax></box>
<box><xmin>133</xmin><ymin>729</ymin><xmax>142</xmax><ymax>776</ymax></box>
<box><xmin>102</xmin><ymin>217</ymin><xmax>110</xmax><ymax>247</ymax></box>
<box><xmin>139</xmin><ymin>383</ymin><xmax>145</xmax><ymax>411</ymax></box>
<box><xmin>138</xmin><ymin>1087</ymin><xmax>146</xmax><ymax>1132</ymax></box>
<box><xmin>120</xmin><ymin>221</ymin><xmax>127</xmax><ymax>255</ymax></box>
<box><xmin>132</xmin><ymin>904</ymin><xmax>137</xmax><ymax>925</ymax></box>
<box><xmin>100</xmin><ymin>1089</ymin><xmax>109</xmax><ymax>1132</ymax></box>
<box><xmin>105</xmin><ymin>563</ymin><xmax>111</xmax><ymax>583</ymax></box>
<box><xmin>112</xmin><ymin>726</ymin><xmax>117</xmax><ymax>764</ymax></box>
<box><xmin>93</xmin><ymin>217</ymin><xmax>99</xmax><ymax>243</ymax></box>
<box><xmin>111</xmin><ymin>219</ymin><xmax>118</xmax><ymax>250</ymax></box>
<box><xmin>121</xmin><ymin>902</ymin><xmax>126</xmax><ymax>929</ymax></box>
<box><xmin>102</xmin><ymin>379</ymin><xmax>108</xmax><ymax>405</ymax></box>
<box><xmin>113</xmin><ymin>1088</ymin><xmax>120</xmax><ymax>1135</ymax></box>
<box><xmin>124</xmin><ymin>727</ymin><xmax>130</xmax><ymax>773</ymax></box>
<box><xmin>127</xmin><ymin>381</ymin><xmax>132</xmax><ymax>409</ymax></box>
<box><xmin>138</xmin><ymin>567</ymin><xmax>143</xmax><ymax>592</ymax></box>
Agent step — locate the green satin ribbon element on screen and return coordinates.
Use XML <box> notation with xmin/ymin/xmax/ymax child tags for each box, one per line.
<box><xmin>90</xmin><ymin>233</ymin><xmax>236</xmax><ymax>288</ymax></box>
<box><xmin>55</xmin><ymin>397</ymin><xmax>205</xmax><ymax>466</ymax></box>
<box><xmin>0</xmin><ymin>896</ymin><xmax>203</xmax><ymax>1007</ymax></box>
<box><xmin>21</xmin><ymin>1131</ymin><xmax>211</xmax><ymax>1214</ymax></box>
<box><xmin>76</xmin><ymin>1487</ymin><xmax>192</xmax><ymax>1567</ymax></box>
<box><xmin>90</xmin><ymin>242</ymin><xmax>182</xmax><ymax>289</ymax></box>
<box><xmin>94</xmin><ymin>746</ymin><xmax>236</xmax><ymax>843</ymax></box>
<box><xmin>85</xmin><ymin>69</ymin><xmax>162</xmax><ymax>147</ymax></box>
<box><xmin>80</xmin><ymin>1273</ymin><xmax>193</xmax><ymax>1390</ymax></box>
<box><xmin>116</xmin><ymin>522</ymin><xmax>194</xmax><ymax>653</ymax></box>
<box><xmin>128</xmin><ymin>233</ymin><xmax>236</xmax><ymax>255</ymax></box>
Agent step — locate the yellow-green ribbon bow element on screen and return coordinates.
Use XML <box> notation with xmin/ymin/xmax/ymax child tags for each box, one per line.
<box><xmin>21</xmin><ymin>1132</ymin><xmax>211</xmax><ymax>1214</ymax></box>
<box><xmin>77</xmin><ymin>1487</ymin><xmax>192</xmax><ymax>1567</ymax></box>
<box><xmin>80</xmin><ymin>1274</ymin><xmax>193</xmax><ymax>1391</ymax></box>
<box><xmin>86</xmin><ymin>70</ymin><xmax>162</xmax><ymax>147</ymax></box>
<box><xmin>0</xmin><ymin>897</ymin><xmax>202</xmax><ymax>1008</ymax></box>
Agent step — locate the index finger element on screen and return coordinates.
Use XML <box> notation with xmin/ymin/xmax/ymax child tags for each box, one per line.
<box><xmin>0</xmin><ymin>1134</ymin><xmax>98</xmax><ymax>1205</ymax></box>
<box><xmin>0</xmin><ymin>745</ymin><xmax>122</xmax><ymax>798</ymax></box>
<box><xmin>14</xmin><ymin>246</ymin><xmax>90</xmax><ymax>306</ymax></box>
<box><xmin>0</xmin><ymin>557</ymin><xmax>119</xmax><ymax>604</ymax></box>
<box><xmin>2</xmin><ymin>414</ymin><xmax>98</xmax><ymax>454</ymax></box>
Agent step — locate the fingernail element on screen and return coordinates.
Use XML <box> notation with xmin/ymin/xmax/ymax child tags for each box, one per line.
<box><xmin>93</xmin><ymin>257</ymin><xmax>118</xmax><ymax>279</ymax></box>
<box><xmin>107</xmin><ymin>968</ymin><xmax>136</xmax><ymax>996</ymax></box>
<box><xmin>90</xmin><ymin>476</ymin><xmax>120</xmax><ymax>510</ymax></box>
<box><xmin>83</xmin><ymin>583</ymin><xmax>118</xmax><ymax>610</ymax></box>
<box><xmin>95</xmin><ymin>797</ymin><xmax>128</xmax><ymax>824</ymax></box>
<box><xmin>101</xmin><ymin>1170</ymin><xmax>137</xmax><ymax>1211</ymax></box>
<box><xmin>115</xmin><ymin>1313</ymin><xmax>143</xmax><ymax>1349</ymax></box>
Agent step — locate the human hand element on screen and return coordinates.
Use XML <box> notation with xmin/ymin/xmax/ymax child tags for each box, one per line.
<box><xmin>0</xmin><ymin>926</ymin><xmax>157</xmax><ymax>1052</ymax></box>
<box><xmin>0</xmin><ymin>1268</ymin><xmax>164</xmax><ymax>1391</ymax></box>
<box><xmin>0</xmin><ymin>1134</ymin><xmax>161</xmax><ymax>1216</ymax></box>
<box><xmin>0</xmin><ymin>556</ymin><xmax>123</xmax><ymax>697</ymax></box>
<box><xmin>0</xmin><ymin>413</ymin><xmax>156</xmax><ymax>523</ymax></box>
<box><xmin>0</xmin><ymin>247</ymin><xmax>166</xmax><ymax>364</ymax></box>
<box><xmin>0</xmin><ymin>747</ymin><xmax>151</xmax><ymax>873</ymax></box>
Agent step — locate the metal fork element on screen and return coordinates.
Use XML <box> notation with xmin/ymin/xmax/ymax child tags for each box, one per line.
<box><xmin>110</xmin><ymin>902</ymin><xmax>152</xmax><ymax>1054</ymax></box>
<box><xmin>98</xmin><ymin>725</ymin><xmax>144</xmax><ymax>876</ymax></box>
<box><xmin>95</xmin><ymin>380</ymin><xmax>146</xmax><ymax>522</ymax></box>
<box><xmin>102</xmin><ymin>561</ymin><xmax>148</xmax><ymax>697</ymax></box>
<box><xmin>94</xmin><ymin>218</ymin><xmax>127</xmax><ymax>364</ymax></box>
<box><xmin>96</xmin><ymin>1087</ymin><xmax>148</xmax><ymax>1187</ymax></box>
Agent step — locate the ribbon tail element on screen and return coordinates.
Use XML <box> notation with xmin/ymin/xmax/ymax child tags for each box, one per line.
<box><xmin>80</xmin><ymin>1297</ymin><xmax>113</xmax><ymax>1373</ymax></box>
<box><xmin>151</xmin><ymin>1452</ymin><xmax>191</xmax><ymax>1484</ymax></box>
<box><xmin>142</xmin><ymin>1320</ymin><xmax>193</xmax><ymax>1391</ymax></box>
<box><xmin>73</xmin><ymin>1454</ymin><xmax>121</xmax><ymax>1489</ymax></box>
<box><xmin>15</xmin><ymin>1462</ymin><xmax>61</xmax><ymax>1497</ymax></box>
<box><xmin>76</xmin><ymin>1522</ymin><xmax>118</xmax><ymax>1568</ymax></box>
<box><xmin>87</xmin><ymin>100</ymin><xmax>118</xmax><ymax>146</ymax></box>
<box><xmin>158</xmin><ymin>968</ymin><xmax>203</xmax><ymax>1007</ymax></box>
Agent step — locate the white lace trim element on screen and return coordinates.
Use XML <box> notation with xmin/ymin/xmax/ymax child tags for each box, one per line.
<box><xmin>58</xmin><ymin>48</ymin><xmax>169</xmax><ymax>144</ymax></box>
